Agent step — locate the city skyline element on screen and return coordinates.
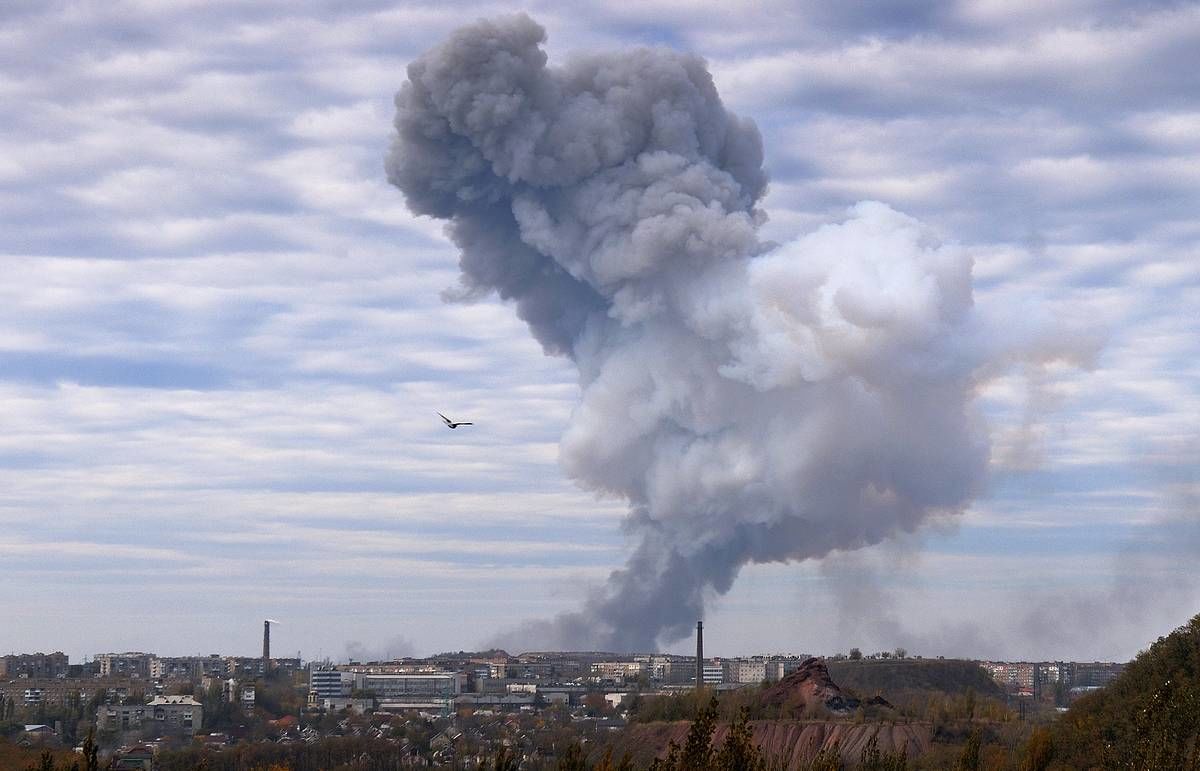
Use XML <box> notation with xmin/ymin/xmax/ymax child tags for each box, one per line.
<box><xmin>1</xmin><ymin>1</ymin><xmax>1197</xmax><ymax>663</ymax></box>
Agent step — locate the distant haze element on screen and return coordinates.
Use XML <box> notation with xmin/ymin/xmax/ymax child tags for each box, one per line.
<box><xmin>387</xmin><ymin>15</ymin><xmax>1092</xmax><ymax>652</ymax></box>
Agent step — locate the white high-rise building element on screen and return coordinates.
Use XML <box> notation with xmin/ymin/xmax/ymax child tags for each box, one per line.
<box><xmin>308</xmin><ymin>668</ymin><xmax>353</xmax><ymax>699</ymax></box>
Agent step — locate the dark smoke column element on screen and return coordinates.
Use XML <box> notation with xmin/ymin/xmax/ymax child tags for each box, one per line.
<box><xmin>388</xmin><ymin>15</ymin><xmax>1003</xmax><ymax>652</ymax></box>
<box><xmin>696</xmin><ymin>621</ymin><xmax>703</xmax><ymax>691</ymax></box>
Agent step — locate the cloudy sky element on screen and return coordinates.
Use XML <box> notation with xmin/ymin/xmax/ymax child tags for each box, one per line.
<box><xmin>1</xmin><ymin>0</ymin><xmax>1196</xmax><ymax>664</ymax></box>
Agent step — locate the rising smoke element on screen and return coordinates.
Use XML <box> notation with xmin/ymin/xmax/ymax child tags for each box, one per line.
<box><xmin>1019</xmin><ymin>438</ymin><xmax>1200</xmax><ymax>659</ymax></box>
<box><xmin>386</xmin><ymin>15</ymin><xmax>1085</xmax><ymax>652</ymax></box>
<box><xmin>345</xmin><ymin>635</ymin><xmax>417</xmax><ymax>664</ymax></box>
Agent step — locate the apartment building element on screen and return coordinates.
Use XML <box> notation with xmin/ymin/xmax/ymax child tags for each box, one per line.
<box><xmin>589</xmin><ymin>661</ymin><xmax>646</xmax><ymax>681</ymax></box>
<box><xmin>0</xmin><ymin>652</ymin><xmax>68</xmax><ymax>679</ymax></box>
<box><xmin>96</xmin><ymin>653</ymin><xmax>153</xmax><ymax>679</ymax></box>
<box><xmin>723</xmin><ymin>658</ymin><xmax>767</xmax><ymax>684</ymax></box>
<box><xmin>98</xmin><ymin>695</ymin><xmax>202</xmax><ymax>737</ymax></box>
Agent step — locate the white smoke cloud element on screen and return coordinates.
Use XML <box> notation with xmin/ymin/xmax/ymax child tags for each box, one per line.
<box><xmin>387</xmin><ymin>14</ymin><xmax>1090</xmax><ymax>652</ymax></box>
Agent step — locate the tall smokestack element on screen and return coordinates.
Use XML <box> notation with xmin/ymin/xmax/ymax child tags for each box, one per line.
<box><xmin>262</xmin><ymin>620</ymin><xmax>270</xmax><ymax>674</ymax></box>
<box><xmin>695</xmin><ymin>621</ymin><xmax>703</xmax><ymax>691</ymax></box>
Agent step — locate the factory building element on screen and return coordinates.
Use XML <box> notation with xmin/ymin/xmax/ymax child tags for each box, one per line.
<box><xmin>356</xmin><ymin>672</ymin><xmax>464</xmax><ymax>712</ymax></box>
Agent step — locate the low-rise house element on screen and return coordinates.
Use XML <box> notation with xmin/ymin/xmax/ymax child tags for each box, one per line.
<box><xmin>19</xmin><ymin>724</ymin><xmax>57</xmax><ymax>746</ymax></box>
<box><xmin>110</xmin><ymin>746</ymin><xmax>154</xmax><ymax>771</ymax></box>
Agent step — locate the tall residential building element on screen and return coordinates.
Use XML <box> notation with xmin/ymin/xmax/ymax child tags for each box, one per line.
<box><xmin>981</xmin><ymin>662</ymin><xmax>1037</xmax><ymax>692</ymax></box>
<box><xmin>724</xmin><ymin>659</ymin><xmax>767</xmax><ymax>684</ymax></box>
<box><xmin>1037</xmin><ymin>662</ymin><xmax>1065</xmax><ymax>685</ymax></box>
<box><xmin>0</xmin><ymin>652</ymin><xmax>68</xmax><ymax>679</ymax></box>
<box><xmin>1070</xmin><ymin>662</ymin><xmax>1126</xmax><ymax>688</ymax></box>
<box><xmin>589</xmin><ymin>662</ymin><xmax>646</xmax><ymax>681</ymax></box>
<box><xmin>95</xmin><ymin>653</ymin><xmax>154</xmax><ymax>679</ymax></box>
<box><xmin>764</xmin><ymin>659</ymin><xmax>807</xmax><ymax>682</ymax></box>
<box><xmin>662</xmin><ymin>660</ymin><xmax>697</xmax><ymax>685</ymax></box>
<box><xmin>224</xmin><ymin>656</ymin><xmax>302</xmax><ymax>679</ymax></box>
<box><xmin>634</xmin><ymin>655</ymin><xmax>670</xmax><ymax>681</ymax></box>
<box><xmin>224</xmin><ymin>657</ymin><xmax>266</xmax><ymax>679</ymax></box>
<box><xmin>150</xmin><ymin>655</ymin><xmax>226</xmax><ymax>681</ymax></box>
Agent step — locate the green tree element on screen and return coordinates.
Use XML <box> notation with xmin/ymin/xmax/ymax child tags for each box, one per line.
<box><xmin>805</xmin><ymin>742</ymin><xmax>843</xmax><ymax>771</ymax></box>
<box><xmin>486</xmin><ymin>745</ymin><xmax>519</xmax><ymax>771</ymax></box>
<box><xmin>81</xmin><ymin>727</ymin><xmax>99</xmax><ymax>771</ymax></box>
<box><xmin>557</xmin><ymin>740</ymin><xmax>587</xmax><ymax>771</ymax></box>
<box><xmin>28</xmin><ymin>749</ymin><xmax>54</xmax><ymax>771</ymax></box>
<box><xmin>648</xmin><ymin>740</ymin><xmax>680</xmax><ymax>771</ymax></box>
<box><xmin>714</xmin><ymin>706</ymin><xmax>765</xmax><ymax>771</ymax></box>
<box><xmin>859</xmin><ymin>733</ymin><xmax>907</xmax><ymax>771</ymax></box>
<box><xmin>954</xmin><ymin>729</ymin><xmax>981</xmax><ymax>771</ymax></box>
<box><xmin>860</xmin><ymin>733</ymin><xmax>882</xmax><ymax>769</ymax></box>
<box><xmin>1050</xmin><ymin>614</ymin><xmax>1200</xmax><ymax>769</ymax></box>
<box><xmin>592</xmin><ymin>748</ymin><xmax>634</xmax><ymax>771</ymax></box>
<box><xmin>680</xmin><ymin>695</ymin><xmax>719</xmax><ymax>769</ymax></box>
<box><xmin>1019</xmin><ymin>727</ymin><xmax>1052</xmax><ymax>771</ymax></box>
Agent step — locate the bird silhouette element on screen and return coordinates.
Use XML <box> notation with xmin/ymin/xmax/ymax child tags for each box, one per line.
<box><xmin>438</xmin><ymin>412</ymin><xmax>474</xmax><ymax>429</ymax></box>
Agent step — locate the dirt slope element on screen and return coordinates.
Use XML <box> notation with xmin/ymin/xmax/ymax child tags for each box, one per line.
<box><xmin>612</xmin><ymin>721</ymin><xmax>931</xmax><ymax>767</ymax></box>
<box><xmin>759</xmin><ymin>657</ymin><xmax>861</xmax><ymax>714</ymax></box>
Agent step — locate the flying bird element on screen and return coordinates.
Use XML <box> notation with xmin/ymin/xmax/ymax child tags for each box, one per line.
<box><xmin>438</xmin><ymin>412</ymin><xmax>473</xmax><ymax>429</ymax></box>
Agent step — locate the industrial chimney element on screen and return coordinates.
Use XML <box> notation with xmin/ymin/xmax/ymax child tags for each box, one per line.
<box><xmin>263</xmin><ymin>619</ymin><xmax>279</xmax><ymax>675</ymax></box>
<box><xmin>263</xmin><ymin>619</ymin><xmax>270</xmax><ymax>674</ymax></box>
<box><xmin>696</xmin><ymin>620</ymin><xmax>703</xmax><ymax>691</ymax></box>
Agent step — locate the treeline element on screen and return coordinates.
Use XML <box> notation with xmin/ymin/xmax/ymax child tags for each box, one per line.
<box><xmin>628</xmin><ymin>685</ymin><xmax>1009</xmax><ymax>727</ymax></box>
<box><xmin>825</xmin><ymin>660</ymin><xmax>1003</xmax><ymax>699</ymax></box>
<box><xmin>0</xmin><ymin>743</ymin><xmax>79</xmax><ymax>771</ymax></box>
<box><xmin>15</xmin><ymin>729</ymin><xmax>100</xmax><ymax>771</ymax></box>
<box><xmin>569</xmin><ymin>610</ymin><xmax>1200</xmax><ymax>771</ymax></box>
<box><xmin>1043</xmin><ymin>612</ymin><xmax>1200</xmax><ymax>769</ymax></box>
<box><xmin>628</xmin><ymin>686</ymin><xmax>869</xmax><ymax>724</ymax></box>
<box><xmin>152</xmin><ymin>736</ymin><xmax>418</xmax><ymax>771</ymax></box>
<box><xmin>1</xmin><ymin>689</ymin><xmax>108</xmax><ymax>748</ymax></box>
<box><xmin>485</xmin><ymin>697</ymin><xmax>909</xmax><ymax>771</ymax></box>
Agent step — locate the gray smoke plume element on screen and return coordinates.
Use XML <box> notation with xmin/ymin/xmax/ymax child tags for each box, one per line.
<box><xmin>1019</xmin><ymin>438</ymin><xmax>1200</xmax><ymax>660</ymax></box>
<box><xmin>345</xmin><ymin>635</ymin><xmax>417</xmax><ymax>663</ymax></box>
<box><xmin>387</xmin><ymin>15</ymin><xmax>1085</xmax><ymax>652</ymax></box>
